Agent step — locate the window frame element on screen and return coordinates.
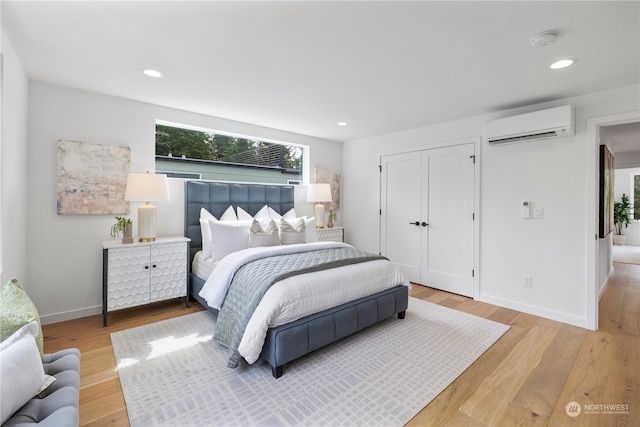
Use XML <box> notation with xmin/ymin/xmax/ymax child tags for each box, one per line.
<box><xmin>155</xmin><ymin>120</ymin><xmax>309</xmax><ymax>185</ymax></box>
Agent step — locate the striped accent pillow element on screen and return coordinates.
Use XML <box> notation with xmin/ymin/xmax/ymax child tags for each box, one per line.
<box><xmin>280</xmin><ymin>218</ymin><xmax>306</xmax><ymax>245</ymax></box>
<box><xmin>249</xmin><ymin>219</ymin><xmax>280</xmax><ymax>247</ymax></box>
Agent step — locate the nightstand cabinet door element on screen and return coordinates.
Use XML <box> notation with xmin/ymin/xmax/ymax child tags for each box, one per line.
<box><xmin>103</xmin><ymin>237</ymin><xmax>190</xmax><ymax>326</ymax></box>
<box><xmin>107</xmin><ymin>245</ymin><xmax>151</xmax><ymax>311</ymax></box>
<box><xmin>149</xmin><ymin>242</ymin><xmax>187</xmax><ymax>303</ymax></box>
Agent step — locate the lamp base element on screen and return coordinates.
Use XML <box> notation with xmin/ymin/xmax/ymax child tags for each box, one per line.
<box><xmin>138</xmin><ymin>203</ymin><xmax>157</xmax><ymax>242</ymax></box>
<box><xmin>314</xmin><ymin>203</ymin><xmax>326</xmax><ymax>229</ymax></box>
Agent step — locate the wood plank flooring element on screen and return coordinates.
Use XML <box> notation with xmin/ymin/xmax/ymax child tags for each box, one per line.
<box><xmin>42</xmin><ymin>262</ymin><xmax>639</xmax><ymax>426</ymax></box>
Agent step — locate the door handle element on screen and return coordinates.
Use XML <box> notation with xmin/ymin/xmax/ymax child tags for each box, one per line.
<box><xmin>422</xmin><ymin>222</ymin><xmax>429</xmax><ymax>227</ymax></box>
<box><xmin>409</xmin><ymin>221</ymin><xmax>420</xmax><ymax>226</ymax></box>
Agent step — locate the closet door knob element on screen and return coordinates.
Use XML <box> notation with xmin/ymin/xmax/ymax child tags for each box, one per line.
<box><xmin>421</xmin><ymin>222</ymin><xmax>429</xmax><ymax>227</ymax></box>
<box><xmin>409</xmin><ymin>221</ymin><xmax>420</xmax><ymax>226</ymax></box>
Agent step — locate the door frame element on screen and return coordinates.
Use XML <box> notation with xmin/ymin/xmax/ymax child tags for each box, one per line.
<box><xmin>378</xmin><ymin>136</ymin><xmax>481</xmax><ymax>298</ymax></box>
<box><xmin>586</xmin><ymin>110</ymin><xmax>640</xmax><ymax>330</ymax></box>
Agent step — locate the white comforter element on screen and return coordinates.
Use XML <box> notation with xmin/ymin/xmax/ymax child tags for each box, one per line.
<box><xmin>198</xmin><ymin>242</ymin><xmax>409</xmax><ymax>364</ymax></box>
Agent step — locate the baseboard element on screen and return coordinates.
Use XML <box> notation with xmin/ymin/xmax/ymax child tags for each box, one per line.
<box><xmin>40</xmin><ymin>305</ymin><xmax>102</xmax><ymax>325</ymax></box>
<box><xmin>598</xmin><ymin>268</ymin><xmax>615</xmax><ymax>302</ymax></box>
<box><xmin>476</xmin><ymin>293</ymin><xmax>587</xmax><ymax>329</ymax></box>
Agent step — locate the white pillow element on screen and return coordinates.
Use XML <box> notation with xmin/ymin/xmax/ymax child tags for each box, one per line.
<box><xmin>249</xmin><ymin>219</ymin><xmax>281</xmax><ymax>248</ymax></box>
<box><xmin>219</xmin><ymin>205</ymin><xmax>238</xmax><ymax>221</ymax></box>
<box><xmin>0</xmin><ymin>321</ymin><xmax>45</xmax><ymax>425</ymax></box>
<box><xmin>200</xmin><ymin>206</ymin><xmax>237</xmax><ymax>259</ymax></box>
<box><xmin>280</xmin><ymin>218</ymin><xmax>307</xmax><ymax>245</ymax></box>
<box><xmin>210</xmin><ymin>220</ymin><xmax>252</xmax><ymax>261</ymax></box>
<box><xmin>237</xmin><ymin>205</ymin><xmax>270</xmax><ymax>221</ymax></box>
<box><xmin>268</xmin><ymin>207</ymin><xmax>297</xmax><ymax>222</ymax></box>
<box><xmin>304</xmin><ymin>217</ymin><xmax>318</xmax><ymax>243</ymax></box>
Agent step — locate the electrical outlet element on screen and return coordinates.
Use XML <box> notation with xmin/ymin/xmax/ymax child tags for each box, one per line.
<box><xmin>523</xmin><ymin>275</ymin><xmax>533</xmax><ymax>287</ymax></box>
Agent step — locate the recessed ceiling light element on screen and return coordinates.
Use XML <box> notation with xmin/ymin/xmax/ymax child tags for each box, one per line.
<box><xmin>337</xmin><ymin>121</ymin><xmax>348</xmax><ymax>126</ymax></box>
<box><xmin>143</xmin><ymin>69</ymin><xmax>163</xmax><ymax>78</ymax></box>
<box><xmin>550</xmin><ymin>59</ymin><xmax>576</xmax><ymax>70</ymax></box>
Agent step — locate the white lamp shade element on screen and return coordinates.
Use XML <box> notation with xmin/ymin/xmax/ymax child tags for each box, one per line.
<box><xmin>306</xmin><ymin>183</ymin><xmax>332</xmax><ymax>203</ymax></box>
<box><xmin>125</xmin><ymin>173</ymin><xmax>170</xmax><ymax>202</ymax></box>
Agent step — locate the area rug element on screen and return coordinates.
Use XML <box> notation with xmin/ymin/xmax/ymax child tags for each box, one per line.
<box><xmin>111</xmin><ymin>297</ymin><xmax>509</xmax><ymax>427</ymax></box>
<box><xmin>613</xmin><ymin>244</ymin><xmax>640</xmax><ymax>265</ymax></box>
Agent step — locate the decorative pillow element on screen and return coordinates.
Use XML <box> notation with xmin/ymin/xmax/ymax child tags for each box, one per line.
<box><xmin>220</xmin><ymin>205</ymin><xmax>239</xmax><ymax>221</ymax></box>
<box><xmin>277</xmin><ymin>216</ymin><xmax>317</xmax><ymax>243</ymax></box>
<box><xmin>268</xmin><ymin>207</ymin><xmax>297</xmax><ymax>222</ymax></box>
<box><xmin>304</xmin><ymin>217</ymin><xmax>318</xmax><ymax>243</ymax></box>
<box><xmin>0</xmin><ymin>321</ymin><xmax>45</xmax><ymax>425</ymax></box>
<box><xmin>249</xmin><ymin>219</ymin><xmax>281</xmax><ymax>248</ymax></box>
<box><xmin>280</xmin><ymin>218</ymin><xmax>307</xmax><ymax>245</ymax></box>
<box><xmin>199</xmin><ymin>218</ymin><xmax>214</xmax><ymax>259</ymax></box>
<box><xmin>200</xmin><ymin>206</ymin><xmax>237</xmax><ymax>259</ymax></box>
<box><xmin>237</xmin><ymin>205</ymin><xmax>270</xmax><ymax>221</ymax></box>
<box><xmin>210</xmin><ymin>220</ymin><xmax>252</xmax><ymax>261</ymax></box>
<box><xmin>0</xmin><ymin>278</ymin><xmax>44</xmax><ymax>357</ymax></box>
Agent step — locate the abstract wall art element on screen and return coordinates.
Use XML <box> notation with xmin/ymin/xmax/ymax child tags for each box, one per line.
<box><xmin>314</xmin><ymin>167</ymin><xmax>341</xmax><ymax>211</ymax></box>
<box><xmin>57</xmin><ymin>140</ymin><xmax>131</xmax><ymax>215</ymax></box>
<box><xmin>599</xmin><ymin>144</ymin><xmax>615</xmax><ymax>238</ymax></box>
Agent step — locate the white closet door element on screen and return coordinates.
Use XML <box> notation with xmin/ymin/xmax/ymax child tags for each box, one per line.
<box><xmin>421</xmin><ymin>144</ymin><xmax>475</xmax><ymax>297</ymax></box>
<box><xmin>380</xmin><ymin>151</ymin><xmax>422</xmax><ymax>283</ymax></box>
<box><xmin>381</xmin><ymin>143</ymin><xmax>475</xmax><ymax>297</ymax></box>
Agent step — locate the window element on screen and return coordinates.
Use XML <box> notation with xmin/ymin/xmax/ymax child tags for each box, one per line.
<box><xmin>635</xmin><ymin>174</ymin><xmax>640</xmax><ymax>220</ymax></box>
<box><xmin>155</xmin><ymin>122</ymin><xmax>305</xmax><ymax>184</ymax></box>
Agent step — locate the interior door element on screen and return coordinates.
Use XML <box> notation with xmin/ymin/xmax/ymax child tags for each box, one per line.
<box><xmin>380</xmin><ymin>151</ymin><xmax>421</xmax><ymax>282</ymax></box>
<box><xmin>421</xmin><ymin>144</ymin><xmax>475</xmax><ymax>297</ymax></box>
<box><xmin>381</xmin><ymin>143</ymin><xmax>475</xmax><ymax>297</ymax></box>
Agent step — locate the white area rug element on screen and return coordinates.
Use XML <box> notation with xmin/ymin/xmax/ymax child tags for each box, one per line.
<box><xmin>613</xmin><ymin>244</ymin><xmax>640</xmax><ymax>265</ymax></box>
<box><xmin>111</xmin><ymin>297</ymin><xmax>509</xmax><ymax>427</ymax></box>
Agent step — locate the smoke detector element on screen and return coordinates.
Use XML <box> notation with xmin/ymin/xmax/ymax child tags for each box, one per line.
<box><xmin>530</xmin><ymin>31</ymin><xmax>558</xmax><ymax>48</ymax></box>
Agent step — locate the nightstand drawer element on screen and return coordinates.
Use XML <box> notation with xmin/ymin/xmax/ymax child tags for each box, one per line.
<box><xmin>317</xmin><ymin>227</ymin><xmax>344</xmax><ymax>242</ymax></box>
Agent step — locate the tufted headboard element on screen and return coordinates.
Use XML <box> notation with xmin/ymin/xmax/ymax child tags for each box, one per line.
<box><xmin>184</xmin><ymin>181</ymin><xmax>295</xmax><ymax>263</ymax></box>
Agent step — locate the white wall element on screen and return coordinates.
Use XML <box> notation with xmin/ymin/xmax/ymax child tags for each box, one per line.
<box><xmin>343</xmin><ymin>84</ymin><xmax>640</xmax><ymax>329</ymax></box>
<box><xmin>1</xmin><ymin>30</ymin><xmax>29</xmax><ymax>286</ymax></box>
<box><xmin>614</xmin><ymin>167</ymin><xmax>640</xmax><ymax>246</ymax></box>
<box><xmin>26</xmin><ymin>81</ymin><xmax>342</xmax><ymax>324</ymax></box>
<box><xmin>10</xmin><ymin>61</ymin><xmax>639</xmax><ymax>330</ymax></box>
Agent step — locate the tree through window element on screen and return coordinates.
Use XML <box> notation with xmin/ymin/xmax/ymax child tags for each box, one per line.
<box><xmin>155</xmin><ymin>123</ymin><xmax>304</xmax><ymax>184</ymax></box>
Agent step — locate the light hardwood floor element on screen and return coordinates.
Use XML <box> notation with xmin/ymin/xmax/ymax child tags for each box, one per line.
<box><xmin>42</xmin><ymin>262</ymin><xmax>639</xmax><ymax>426</ymax></box>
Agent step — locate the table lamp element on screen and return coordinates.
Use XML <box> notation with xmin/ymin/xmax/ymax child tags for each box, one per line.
<box><xmin>306</xmin><ymin>183</ymin><xmax>332</xmax><ymax>229</ymax></box>
<box><xmin>125</xmin><ymin>171</ymin><xmax>170</xmax><ymax>242</ymax></box>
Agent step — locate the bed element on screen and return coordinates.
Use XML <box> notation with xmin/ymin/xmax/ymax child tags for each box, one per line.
<box><xmin>184</xmin><ymin>180</ymin><xmax>409</xmax><ymax>378</ymax></box>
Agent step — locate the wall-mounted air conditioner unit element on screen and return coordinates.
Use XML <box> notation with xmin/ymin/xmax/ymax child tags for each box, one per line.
<box><xmin>485</xmin><ymin>105</ymin><xmax>574</xmax><ymax>145</ymax></box>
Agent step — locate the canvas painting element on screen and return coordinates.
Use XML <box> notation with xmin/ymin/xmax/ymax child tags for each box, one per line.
<box><xmin>598</xmin><ymin>144</ymin><xmax>615</xmax><ymax>238</ymax></box>
<box><xmin>314</xmin><ymin>168</ymin><xmax>340</xmax><ymax>211</ymax></box>
<box><xmin>57</xmin><ymin>140</ymin><xmax>131</xmax><ymax>215</ymax></box>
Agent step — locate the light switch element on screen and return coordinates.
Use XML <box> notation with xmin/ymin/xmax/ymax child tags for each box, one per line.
<box><xmin>534</xmin><ymin>207</ymin><xmax>543</xmax><ymax>218</ymax></box>
<box><xmin>521</xmin><ymin>202</ymin><xmax>530</xmax><ymax>219</ymax></box>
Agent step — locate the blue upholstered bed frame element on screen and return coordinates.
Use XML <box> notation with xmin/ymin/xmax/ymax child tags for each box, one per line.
<box><xmin>184</xmin><ymin>180</ymin><xmax>408</xmax><ymax>378</ymax></box>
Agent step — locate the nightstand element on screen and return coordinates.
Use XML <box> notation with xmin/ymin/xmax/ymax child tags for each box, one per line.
<box><xmin>317</xmin><ymin>226</ymin><xmax>344</xmax><ymax>242</ymax></box>
<box><xmin>102</xmin><ymin>236</ymin><xmax>190</xmax><ymax>326</ymax></box>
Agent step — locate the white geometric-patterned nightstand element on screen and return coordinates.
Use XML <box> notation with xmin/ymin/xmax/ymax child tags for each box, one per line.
<box><xmin>316</xmin><ymin>227</ymin><xmax>344</xmax><ymax>242</ymax></box>
<box><xmin>102</xmin><ymin>236</ymin><xmax>190</xmax><ymax>326</ymax></box>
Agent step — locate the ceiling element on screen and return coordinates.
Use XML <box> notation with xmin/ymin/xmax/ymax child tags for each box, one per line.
<box><xmin>602</xmin><ymin>122</ymin><xmax>640</xmax><ymax>160</ymax></box>
<box><xmin>2</xmin><ymin>1</ymin><xmax>639</xmax><ymax>143</ymax></box>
